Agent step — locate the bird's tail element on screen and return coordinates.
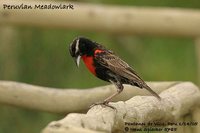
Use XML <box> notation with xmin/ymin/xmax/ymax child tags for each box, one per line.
<box><xmin>143</xmin><ymin>84</ymin><xmax>161</xmax><ymax>100</ymax></box>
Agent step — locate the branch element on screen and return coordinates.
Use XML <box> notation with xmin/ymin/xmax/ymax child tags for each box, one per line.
<box><xmin>0</xmin><ymin>80</ymin><xmax>176</xmax><ymax>113</ymax></box>
<box><xmin>42</xmin><ymin>82</ymin><xmax>200</xmax><ymax>133</ymax></box>
<box><xmin>1</xmin><ymin>0</ymin><xmax>200</xmax><ymax>37</ymax></box>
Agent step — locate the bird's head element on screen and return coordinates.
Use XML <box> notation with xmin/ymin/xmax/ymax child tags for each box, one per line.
<box><xmin>69</xmin><ymin>37</ymin><xmax>97</xmax><ymax>67</ymax></box>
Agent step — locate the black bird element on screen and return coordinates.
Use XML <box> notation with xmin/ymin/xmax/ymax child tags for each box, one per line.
<box><xmin>69</xmin><ymin>37</ymin><xmax>161</xmax><ymax>108</ymax></box>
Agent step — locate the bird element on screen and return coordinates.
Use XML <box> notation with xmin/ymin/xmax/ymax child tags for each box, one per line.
<box><xmin>69</xmin><ymin>37</ymin><xmax>161</xmax><ymax>109</ymax></box>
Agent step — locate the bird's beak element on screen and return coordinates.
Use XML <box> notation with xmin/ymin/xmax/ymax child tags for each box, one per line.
<box><xmin>74</xmin><ymin>55</ymin><xmax>81</xmax><ymax>67</ymax></box>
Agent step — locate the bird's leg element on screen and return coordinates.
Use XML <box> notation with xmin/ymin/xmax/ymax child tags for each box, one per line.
<box><xmin>90</xmin><ymin>80</ymin><xmax>123</xmax><ymax>109</ymax></box>
<box><xmin>103</xmin><ymin>80</ymin><xmax>123</xmax><ymax>103</ymax></box>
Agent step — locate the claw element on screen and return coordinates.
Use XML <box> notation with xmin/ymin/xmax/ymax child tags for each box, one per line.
<box><xmin>89</xmin><ymin>101</ymin><xmax>116</xmax><ymax>110</ymax></box>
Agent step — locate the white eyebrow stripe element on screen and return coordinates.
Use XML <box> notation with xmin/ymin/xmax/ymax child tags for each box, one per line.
<box><xmin>75</xmin><ymin>39</ymin><xmax>79</xmax><ymax>54</ymax></box>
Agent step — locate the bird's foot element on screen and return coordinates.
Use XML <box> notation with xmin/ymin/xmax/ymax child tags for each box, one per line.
<box><xmin>89</xmin><ymin>101</ymin><xmax>116</xmax><ymax>110</ymax></box>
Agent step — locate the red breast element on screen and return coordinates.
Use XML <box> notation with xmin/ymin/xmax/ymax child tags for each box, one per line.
<box><xmin>81</xmin><ymin>49</ymin><xmax>104</xmax><ymax>76</ymax></box>
<box><xmin>81</xmin><ymin>55</ymin><xmax>96</xmax><ymax>75</ymax></box>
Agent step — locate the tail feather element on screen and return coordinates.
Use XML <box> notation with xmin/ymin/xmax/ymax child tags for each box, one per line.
<box><xmin>143</xmin><ymin>84</ymin><xmax>161</xmax><ymax>100</ymax></box>
<box><xmin>124</xmin><ymin>78</ymin><xmax>161</xmax><ymax>100</ymax></box>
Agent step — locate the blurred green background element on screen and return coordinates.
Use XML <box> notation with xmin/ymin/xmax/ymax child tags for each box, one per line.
<box><xmin>0</xmin><ymin>0</ymin><xmax>199</xmax><ymax>133</ymax></box>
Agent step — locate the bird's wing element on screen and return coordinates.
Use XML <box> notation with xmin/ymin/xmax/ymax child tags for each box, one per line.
<box><xmin>95</xmin><ymin>52</ymin><xmax>143</xmax><ymax>83</ymax></box>
<box><xmin>95</xmin><ymin>51</ymin><xmax>161</xmax><ymax>100</ymax></box>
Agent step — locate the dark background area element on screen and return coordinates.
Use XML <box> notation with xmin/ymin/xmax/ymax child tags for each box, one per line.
<box><xmin>0</xmin><ymin>0</ymin><xmax>199</xmax><ymax>133</ymax></box>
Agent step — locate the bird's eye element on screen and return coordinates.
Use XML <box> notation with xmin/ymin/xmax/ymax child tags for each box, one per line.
<box><xmin>69</xmin><ymin>38</ymin><xmax>81</xmax><ymax>57</ymax></box>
